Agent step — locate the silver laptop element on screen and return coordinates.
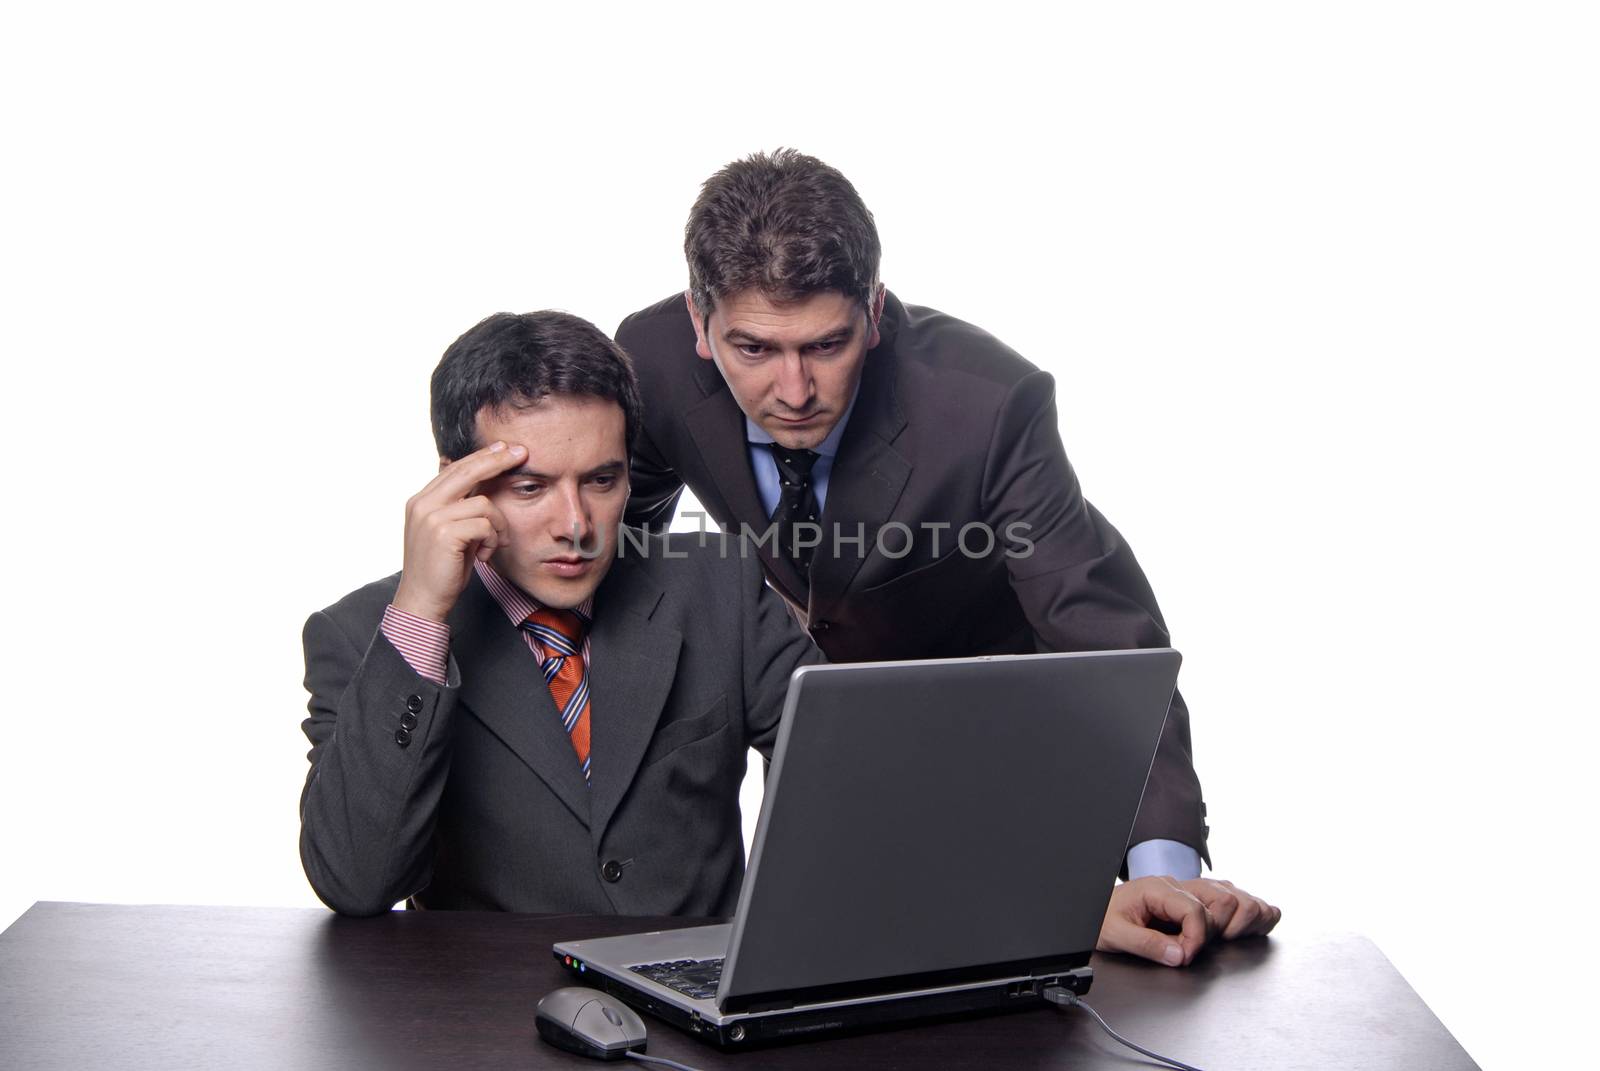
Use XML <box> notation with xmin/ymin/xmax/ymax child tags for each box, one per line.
<box><xmin>553</xmin><ymin>648</ymin><xmax>1180</xmax><ymax>1048</ymax></box>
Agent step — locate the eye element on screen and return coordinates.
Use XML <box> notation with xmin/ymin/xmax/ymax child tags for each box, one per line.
<box><xmin>510</xmin><ymin>481</ymin><xmax>545</xmax><ymax>497</ymax></box>
<box><xmin>589</xmin><ymin>473</ymin><xmax>619</xmax><ymax>490</ymax></box>
<box><xmin>810</xmin><ymin>339</ymin><xmax>843</xmax><ymax>355</ymax></box>
<box><xmin>736</xmin><ymin>343</ymin><xmax>767</xmax><ymax>358</ymax></box>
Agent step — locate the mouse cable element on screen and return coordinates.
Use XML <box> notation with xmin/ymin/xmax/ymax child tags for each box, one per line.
<box><xmin>625</xmin><ymin>1051</ymin><xmax>706</xmax><ymax>1071</ymax></box>
<box><xmin>1042</xmin><ymin>985</ymin><xmax>1206</xmax><ymax>1071</ymax></box>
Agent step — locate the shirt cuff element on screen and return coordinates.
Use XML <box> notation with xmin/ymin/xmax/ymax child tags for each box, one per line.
<box><xmin>380</xmin><ymin>605</ymin><xmax>450</xmax><ymax>686</ymax></box>
<box><xmin>1126</xmin><ymin>839</ymin><xmax>1203</xmax><ymax>881</ymax></box>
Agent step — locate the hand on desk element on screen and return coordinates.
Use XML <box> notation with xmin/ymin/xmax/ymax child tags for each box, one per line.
<box><xmin>1097</xmin><ymin>876</ymin><xmax>1281</xmax><ymax>967</ymax></box>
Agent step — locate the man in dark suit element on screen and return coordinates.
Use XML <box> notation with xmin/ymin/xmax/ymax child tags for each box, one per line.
<box><xmin>299</xmin><ymin>311</ymin><xmax>817</xmax><ymax>917</ymax></box>
<box><xmin>302</xmin><ymin>306</ymin><xmax>1271</xmax><ymax>967</ymax></box>
<box><xmin>618</xmin><ymin>150</ymin><xmax>1278</xmax><ymax>937</ymax></box>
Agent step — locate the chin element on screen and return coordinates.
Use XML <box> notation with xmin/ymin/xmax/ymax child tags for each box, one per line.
<box><xmin>528</xmin><ymin>583</ymin><xmax>598</xmax><ymax>611</ymax></box>
<box><xmin>767</xmin><ymin>423</ymin><xmax>830</xmax><ymax>451</ymax></box>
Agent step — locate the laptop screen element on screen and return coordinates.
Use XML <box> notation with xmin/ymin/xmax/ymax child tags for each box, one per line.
<box><xmin>719</xmin><ymin>649</ymin><xmax>1181</xmax><ymax>1011</ymax></box>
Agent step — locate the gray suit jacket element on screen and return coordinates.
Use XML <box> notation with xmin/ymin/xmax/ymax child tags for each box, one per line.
<box><xmin>619</xmin><ymin>292</ymin><xmax>1209</xmax><ymax>863</ymax></box>
<box><xmin>299</xmin><ymin>531</ymin><xmax>818</xmax><ymax>917</ymax></box>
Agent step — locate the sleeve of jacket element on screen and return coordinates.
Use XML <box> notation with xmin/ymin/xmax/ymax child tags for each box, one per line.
<box><xmin>980</xmin><ymin>370</ymin><xmax>1210</xmax><ymax>865</ymax></box>
<box><xmin>617</xmin><ymin>309</ymin><xmax>687</xmax><ymax>532</ymax></box>
<box><xmin>299</xmin><ymin>608</ymin><xmax>463</xmax><ymax>915</ymax></box>
<box><xmin>624</xmin><ymin>422</ymin><xmax>686</xmax><ymax>532</ymax></box>
<box><xmin>737</xmin><ymin>551</ymin><xmax>826</xmax><ymax>760</ymax></box>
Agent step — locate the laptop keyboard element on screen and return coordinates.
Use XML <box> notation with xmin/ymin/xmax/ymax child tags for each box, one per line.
<box><xmin>629</xmin><ymin>957</ymin><xmax>725</xmax><ymax>1000</ymax></box>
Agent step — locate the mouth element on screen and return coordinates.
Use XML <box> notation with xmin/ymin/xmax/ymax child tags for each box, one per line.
<box><xmin>541</xmin><ymin>556</ymin><xmax>594</xmax><ymax>578</ymax></box>
<box><xmin>770</xmin><ymin>410</ymin><xmax>821</xmax><ymax>425</ymax></box>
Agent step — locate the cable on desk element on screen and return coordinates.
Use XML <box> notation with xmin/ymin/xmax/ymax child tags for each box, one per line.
<box><xmin>626</xmin><ymin>1051</ymin><xmax>706</xmax><ymax>1071</ymax></box>
<box><xmin>1042</xmin><ymin>985</ymin><xmax>1207</xmax><ymax>1071</ymax></box>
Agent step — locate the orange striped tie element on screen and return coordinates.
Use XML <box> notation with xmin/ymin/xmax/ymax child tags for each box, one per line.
<box><xmin>522</xmin><ymin>608</ymin><xmax>592</xmax><ymax>782</ymax></box>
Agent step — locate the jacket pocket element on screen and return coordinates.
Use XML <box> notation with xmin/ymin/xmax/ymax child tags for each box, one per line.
<box><xmin>640</xmin><ymin>695</ymin><xmax>729</xmax><ymax>768</ymax></box>
<box><xmin>857</xmin><ymin>541</ymin><xmax>967</xmax><ymax>596</ymax></box>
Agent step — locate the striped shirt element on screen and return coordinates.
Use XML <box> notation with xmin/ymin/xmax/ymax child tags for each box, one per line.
<box><xmin>380</xmin><ymin>560</ymin><xmax>594</xmax><ymax>685</ymax></box>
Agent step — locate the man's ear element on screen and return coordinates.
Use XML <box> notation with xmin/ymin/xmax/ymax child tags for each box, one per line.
<box><xmin>866</xmin><ymin>284</ymin><xmax>886</xmax><ymax>350</ymax></box>
<box><xmin>683</xmin><ymin>290</ymin><xmax>714</xmax><ymax>361</ymax></box>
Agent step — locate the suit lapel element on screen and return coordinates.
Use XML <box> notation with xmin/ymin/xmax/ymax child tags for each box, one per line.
<box><xmin>809</xmin><ymin>303</ymin><xmax>913</xmax><ymax>611</ymax></box>
<box><xmin>585</xmin><ymin>552</ymin><xmax>684</xmax><ymax>840</ymax></box>
<box><xmin>449</xmin><ymin>575</ymin><xmax>591</xmax><ymax>827</ymax></box>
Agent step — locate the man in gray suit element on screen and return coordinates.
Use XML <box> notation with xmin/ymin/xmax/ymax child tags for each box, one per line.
<box><xmin>299</xmin><ymin>310</ymin><xmax>817</xmax><ymax>917</ymax></box>
<box><xmin>300</xmin><ymin>306</ymin><xmax>1271</xmax><ymax>969</ymax></box>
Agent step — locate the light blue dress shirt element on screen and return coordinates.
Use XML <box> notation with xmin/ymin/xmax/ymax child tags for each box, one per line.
<box><xmin>744</xmin><ymin>393</ymin><xmax>1202</xmax><ymax>882</ymax></box>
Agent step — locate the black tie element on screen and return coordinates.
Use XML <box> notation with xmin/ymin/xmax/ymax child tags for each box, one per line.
<box><xmin>768</xmin><ymin>444</ymin><xmax>821</xmax><ymax>579</ymax></box>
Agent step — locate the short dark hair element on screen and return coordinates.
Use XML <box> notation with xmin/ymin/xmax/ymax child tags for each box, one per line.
<box><xmin>684</xmin><ymin>148</ymin><xmax>881</xmax><ymax>318</ymax></box>
<box><xmin>430</xmin><ymin>311</ymin><xmax>642</xmax><ymax>461</ymax></box>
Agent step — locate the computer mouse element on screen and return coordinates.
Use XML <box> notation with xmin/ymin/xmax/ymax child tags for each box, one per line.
<box><xmin>535</xmin><ymin>986</ymin><xmax>648</xmax><ymax>1060</ymax></box>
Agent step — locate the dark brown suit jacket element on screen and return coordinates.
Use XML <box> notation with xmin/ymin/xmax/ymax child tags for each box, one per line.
<box><xmin>618</xmin><ymin>293</ymin><xmax>1209</xmax><ymax>861</ymax></box>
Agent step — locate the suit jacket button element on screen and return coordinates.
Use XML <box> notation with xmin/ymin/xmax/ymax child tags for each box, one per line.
<box><xmin>601</xmin><ymin>860</ymin><xmax>623</xmax><ymax>883</ymax></box>
<box><xmin>405</xmin><ymin>694</ymin><xmax>424</xmax><ymax>714</ymax></box>
<box><xmin>395</xmin><ymin>728</ymin><xmax>412</xmax><ymax>748</ymax></box>
<box><xmin>400</xmin><ymin>712</ymin><xmax>418</xmax><ymax>731</ymax></box>
<box><xmin>811</xmin><ymin>620</ymin><xmax>831</xmax><ymax>633</ymax></box>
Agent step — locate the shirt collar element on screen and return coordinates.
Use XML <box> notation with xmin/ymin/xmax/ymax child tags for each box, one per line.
<box><xmin>474</xmin><ymin>559</ymin><xmax>594</xmax><ymax>628</ymax></box>
<box><xmin>743</xmin><ymin>378</ymin><xmax>862</xmax><ymax>458</ymax></box>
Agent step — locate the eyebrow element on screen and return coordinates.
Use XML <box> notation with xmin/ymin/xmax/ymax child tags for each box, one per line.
<box><xmin>722</xmin><ymin>323</ymin><xmax>855</xmax><ymax>350</ymax></box>
<box><xmin>500</xmin><ymin>459</ymin><xmax>627</xmax><ymax>480</ymax></box>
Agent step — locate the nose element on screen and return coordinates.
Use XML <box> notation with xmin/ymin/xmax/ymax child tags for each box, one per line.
<box><xmin>773</xmin><ymin>353</ymin><xmax>813</xmax><ymax>412</ymax></box>
<box><xmin>550</xmin><ymin>481</ymin><xmax>592</xmax><ymax>547</ymax></box>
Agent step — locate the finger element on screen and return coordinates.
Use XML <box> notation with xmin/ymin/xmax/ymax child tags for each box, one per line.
<box><xmin>1193</xmin><ymin>880</ymin><xmax>1280</xmax><ymax>939</ymax></box>
<box><xmin>417</xmin><ymin>441</ymin><xmax>528</xmax><ymax>506</ymax></box>
<box><xmin>1185</xmin><ymin>881</ymin><xmax>1240</xmax><ymax>936</ymax></box>
<box><xmin>1130</xmin><ymin>880</ymin><xmax>1211</xmax><ymax>965</ymax></box>
<box><xmin>479</xmin><ymin>496</ymin><xmax>510</xmax><ymax>546</ymax></box>
<box><xmin>432</xmin><ymin>495</ymin><xmax>508</xmax><ymax>530</ymax></box>
<box><xmin>1207</xmin><ymin>893</ymin><xmax>1239</xmax><ymax>936</ymax></box>
<box><xmin>1097</xmin><ymin>912</ymin><xmax>1188</xmax><ymax>967</ymax></box>
<box><xmin>459</xmin><ymin>499</ymin><xmax>511</xmax><ymax>561</ymax></box>
<box><xmin>1219</xmin><ymin>895</ymin><xmax>1263</xmax><ymax>940</ymax></box>
<box><xmin>1237</xmin><ymin>899</ymin><xmax>1282</xmax><ymax>938</ymax></box>
<box><xmin>1175</xmin><ymin>892</ymin><xmax>1211</xmax><ymax>963</ymax></box>
<box><xmin>424</xmin><ymin>496</ymin><xmax>511</xmax><ymax>551</ymax></box>
<box><xmin>440</xmin><ymin>516</ymin><xmax>499</xmax><ymax>558</ymax></box>
<box><xmin>462</xmin><ymin>495</ymin><xmax>510</xmax><ymax>555</ymax></box>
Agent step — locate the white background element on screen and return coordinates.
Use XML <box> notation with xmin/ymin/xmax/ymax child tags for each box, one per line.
<box><xmin>2</xmin><ymin>3</ymin><xmax>1595</xmax><ymax>1067</ymax></box>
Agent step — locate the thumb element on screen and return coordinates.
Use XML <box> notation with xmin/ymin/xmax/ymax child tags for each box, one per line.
<box><xmin>1098</xmin><ymin>913</ymin><xmax>1186</xmax><ymax>967</ymax></box>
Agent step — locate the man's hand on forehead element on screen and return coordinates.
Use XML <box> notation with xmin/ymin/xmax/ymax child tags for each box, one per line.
<box><xmin>425</xmin><ymin>439</ymin><xmax>530</xmax><ymax>500</ymax></box>
<box><xmin>393</xmin><ymin>441</ymin><xmax>526</xmax><ymax>623</ymax></box>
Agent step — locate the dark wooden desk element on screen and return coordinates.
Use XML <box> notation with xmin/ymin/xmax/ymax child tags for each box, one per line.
<box><xmin>0</xmin><ymin>902</ymin><xmax>1478</xmax><ymax>1070</ymax></box>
